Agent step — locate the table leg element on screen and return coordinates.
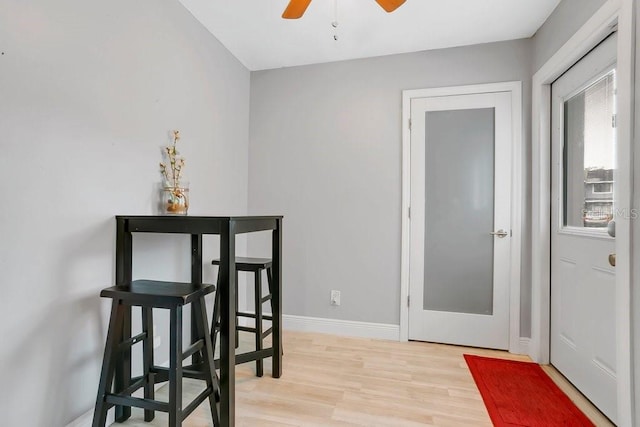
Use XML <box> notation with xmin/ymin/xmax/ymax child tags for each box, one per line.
<box><xmin>219</xmin><ymin>221</ymin><xmax>236</xmax><ymax>427</ymax></box>
<box><xmin>272</xmin><ymin>218</ymin><xmax>283</xmax><ymax>378</ymax></box>
<box><xmin>115</xmin><ymin>219</ymin><xmax>132</xmax><ymax>422</ymax></box>
<box><xmin>191</xmin><ymin>234</ymin><xmax>203</xmax><ymax>363</ymax></box>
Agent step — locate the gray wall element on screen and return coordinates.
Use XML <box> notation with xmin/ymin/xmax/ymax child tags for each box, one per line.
<box><xmin>532</xmin><ymin>0</ymin><xmax>609</xmax><ymax>71</ymax></box>
<box><xmin>0</xmin><ymin>0</ymin><xmax>249</xmax><ymax>426</ymax></box>
<box><xmin>248</xmin><ymin>39</ymin><xmax>533</xmax><ymax>330</ymax></box>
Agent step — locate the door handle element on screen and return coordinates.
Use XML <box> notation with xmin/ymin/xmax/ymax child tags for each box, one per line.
<box><xmin>489</xmin><ymin>229</ymin><xmax>509</xmax><ymax>238</ymax></box>
<box><xmin>609</xmin><ymin>253</ymin><xmax>616</xmax><ymax>267</ymax></box>
<box><xmin>607</xmin><ymin>220</ymin><xmax>615</xmax><ymax>237</ymax></box>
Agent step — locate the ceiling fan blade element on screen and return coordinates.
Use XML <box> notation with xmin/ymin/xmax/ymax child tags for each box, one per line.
<box><xmin>375</xmin><ymin>0</ymin><xmax>406</xmax><ymax>13</ymax></box>
<box><xmin>282</xmin><ymin>0</ymin><xmax>313</xmax><ymax>19</ymax></box>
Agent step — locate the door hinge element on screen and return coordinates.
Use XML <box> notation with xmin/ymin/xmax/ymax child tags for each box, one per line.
<box><xmin>407</xmin><ymin>295</ymin><xmax>410</xmax><ymax>307</ymax></box>
<box><xmin>612</xmin><ymin>114</ymin><xmax>617</xmax><ymax>128</ymax></box>
<box><xmin>408</xmin><ymin>118</ymin><xmax>412</xmax><ymax>130</ymax></box>
<box><xmin>408</xmin><ymin>206</ymin><xmax>411</xmax><ymax>219</ymax></box>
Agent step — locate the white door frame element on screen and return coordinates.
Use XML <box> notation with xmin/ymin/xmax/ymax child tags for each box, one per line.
<box><xmin>400</xmin><ymin>81</ymin><xmax>524</xmax><ymax>354</ymax></box>
<box><xmin>530</xmin><ymin>0</ymin><xmax>635</xmax><ymax>424</ymax></box>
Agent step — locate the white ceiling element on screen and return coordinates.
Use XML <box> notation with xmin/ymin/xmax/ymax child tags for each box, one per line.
<box><xmin>177</xmin><ymin>0</ymin><xmax>561</xmax><ymax>71</ymax></box>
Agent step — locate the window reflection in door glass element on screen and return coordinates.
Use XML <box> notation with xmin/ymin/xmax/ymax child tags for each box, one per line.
<box><xmin>563</xmin><ymin>70</ymin><xmax>616</xmax><ymax>228</ymax></box>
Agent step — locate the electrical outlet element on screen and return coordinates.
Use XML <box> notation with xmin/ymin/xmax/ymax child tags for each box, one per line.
<box><xmin>330</xmin><ymin>290</ymin><xmax>341</xmax><ymax>306</ymax></box>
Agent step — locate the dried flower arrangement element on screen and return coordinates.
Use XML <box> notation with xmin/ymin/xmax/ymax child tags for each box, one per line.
<box><xmin>160</xmin><ymin>130</ymin><xmax>189</xmax><ymax>214</ymax></box>
<box><xmin>160</xmin><ymin>130</ymin><xmax>185</xmax><ymax>188</ymax></box>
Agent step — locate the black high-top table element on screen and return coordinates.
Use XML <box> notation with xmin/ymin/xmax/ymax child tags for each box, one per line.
<box><xmin>114</xmin><ymin>215</ymin><xmax>283</xmax><ymax>427</ymax></box>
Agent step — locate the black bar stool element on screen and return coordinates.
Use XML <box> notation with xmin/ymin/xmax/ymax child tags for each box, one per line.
<box><xmin>92</xmin><ymin>280</ymin><xmax>220</xmax><ymax>427</ymax></box>
<box><xmin>211</xmin><ymin>257</ymin><xmax>273</xmax><ymax>377</ymax></box>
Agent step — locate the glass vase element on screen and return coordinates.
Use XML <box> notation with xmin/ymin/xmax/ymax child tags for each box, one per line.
<box><xmin>161</xmin><ymin>183</ymin><xmax>189</xmax><ymax>215</ymax></box>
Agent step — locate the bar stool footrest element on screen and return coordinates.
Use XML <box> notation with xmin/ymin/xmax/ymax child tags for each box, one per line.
<box><xmin>235</xmin><ymin>312</ymin><xmax>273</xmax><ymax>321</ymax></box>
<box><xmin>214</xmin><ymin>348</ymin><xmax>275</xmax><ymax>368</ymax></box>
<box><xmin>105</xmin><ymin>394</ymin><xmax>169</xmax><ymax>413</ymax></box>
<box><xmin>152</xmin><ymin>365</ymin><xmax>210</xmax><ymax>382</ymax></box>
<box><xmin>182</xmin><ymin>386</ymin><xmax>215</xmax><ymax>419</ymax></box>
<box><xmin>182</xmin><ymin>339</ymin><xmax>205</xmax><ymax>361</ymax></box>
<box><xmin>118</xmin><ymin>376</ymin><xmax>147</xmax><ymax>397</ymax></box>
<box><xmin>236</xmin><ymin>311</ymin><xmax>255</xmax><ymax>319</ymax></box>
<box><xmin>117</xmin><ymin>332</ymin><xmax>147</xmax><ymax>351</ymax></box>
<box><xmin>262</xmin><ymin>327</ymin><xmax>273</xmax><ymax>339</ymax></box>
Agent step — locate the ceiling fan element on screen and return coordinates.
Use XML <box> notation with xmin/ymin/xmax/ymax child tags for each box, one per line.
<box><xmin>282</xmin><ymin>0</ymin><xmax>406</xmax><ymax>19</ymax></box>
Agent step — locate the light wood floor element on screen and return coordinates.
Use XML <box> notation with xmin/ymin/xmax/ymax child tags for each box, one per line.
<box><xmin>115</xmin><ymin>331</ymin><xmax>613</xmax><ymax>427</ymax></box>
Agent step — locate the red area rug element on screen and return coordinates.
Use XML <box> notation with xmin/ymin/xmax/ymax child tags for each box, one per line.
<box><xmin>464</xmin><ymin>354</ymin><xmax>594</xmax><ymax>427</ymax></box>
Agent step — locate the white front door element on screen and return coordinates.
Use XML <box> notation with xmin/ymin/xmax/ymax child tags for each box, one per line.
<box><xmin>408</xmin><ymin>90</ymin><xmax>512</xmax><ymax>349</ymax></box>
<box><xmin>550</xmin><ymin>33</ymin><xmax>617</xmax><ymax>423</ymax></box>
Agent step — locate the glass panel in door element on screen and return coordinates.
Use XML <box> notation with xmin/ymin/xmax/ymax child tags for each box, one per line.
<box><xmin>423</xmin><ymin>108</ymin><xmax>495</xmax><ymax>315</ymax></box>
<box><xmin>563</xmin><ymin>71</ymin><xmax>616</xmax><ymax>228</ymax></box>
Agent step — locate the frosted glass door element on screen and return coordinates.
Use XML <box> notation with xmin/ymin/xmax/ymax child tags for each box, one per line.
<box><xmin>408</xmin><ymin>90</ymin><xmax>512</xmax><ymax>350</ymax></box>
<box><xmin>424</xmin><ymin>108</ymin><xmax>495</xmax><ymax>315</ymax></box>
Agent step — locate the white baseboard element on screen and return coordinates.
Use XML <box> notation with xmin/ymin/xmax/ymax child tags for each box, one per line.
<box><xmin>519</xmin><ymin>337</ymin><xmax>531</xmax><ymax>356</ymax></box>
<box><xmin>282</xmin><ymin>314</ymin><xmax>400</xmax><ymax>341</ymax></box>
<box><xmin>66</xmin><ymin>409</ymin><xmax>113</xmax><ymax>427</ymax></box>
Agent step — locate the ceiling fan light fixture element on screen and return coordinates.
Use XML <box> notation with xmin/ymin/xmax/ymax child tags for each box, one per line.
<box><xmin>282</xmin><ymin>0</ymin><xmax>406</xmax><ymax>19</ymax></box>
<box><xmin>374</xmin><ymin>0</ymin><xmax>407</xmax><ymax>13</ymax></box>
<box><xmin>282</xmin><ymin>0</ymin><xmax>313</xmax><ymax>19</ymax></box>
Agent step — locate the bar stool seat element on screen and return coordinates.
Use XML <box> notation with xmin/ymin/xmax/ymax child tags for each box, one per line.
<box><xmin>211</xmin><ymin>257</ymin><xmax>273</xmax><ymax>377</ymax></box>
<box><xmin>93</xmin><ymin>280</ymin><xmax>220</xmax><ymax>427</ymax></box>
